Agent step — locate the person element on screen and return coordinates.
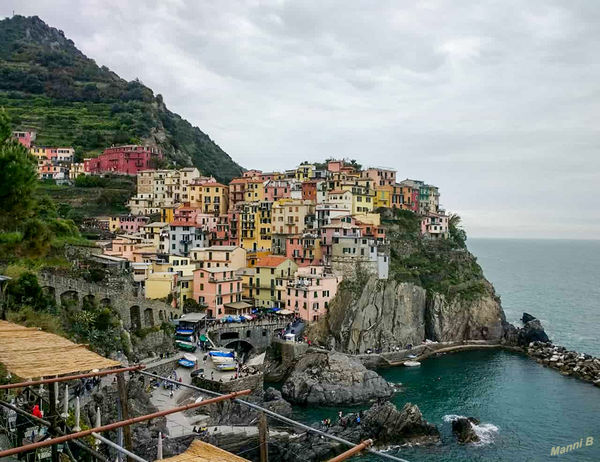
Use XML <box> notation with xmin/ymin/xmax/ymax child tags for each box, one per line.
<box><xmin>338</xmin><ymin>410</ymin><xmax>343</xmax><ymax>421</ymax></box>
<box><xmin>192</xmin><ymin>426</ymin><xmax>197</xmax><ymax>433</ymax></box>
<box><xmin>32</xmin><ymin>404</ymin><xmax>43</xmax><ymax>419</ymax></box>
<box><xmin>169</xmin><ymin>389</ymin><xmax>174</xmax><ymax>399</ymax></box>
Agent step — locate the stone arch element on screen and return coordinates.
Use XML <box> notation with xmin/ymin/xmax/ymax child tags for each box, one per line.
<box><xmin>82</xmin><ymin>294</ymin><xmax>96</xmax><ymax>310</ymax></box>
<box><xmin>60</xmin><ymin>290</ymin><xmax>79</xmax><ymax>307</ymax></box>
<box><xmin>99</xmin><ymin>297</ymin><xmax>111</xmax><ymax>307</ymax></box>
<box><xmin>42</xmin><ymin>286</ymin><xmax>56</xmax><ymax>300</ymax></box>
<box><xmin>220</xmin><ymin>331</ymin><xmax>240</xmax><ymax>341</ymax></box>
<box><xmin>143</xmin><ymin>308</ymin><xmax>154</xmax><ymax>327</ymax></box>
<box><xmin>130</xmin><ymin>306</ymin><xmax>141</xmax><ymax>330</ymax></box>
<box><xmin>224</xmin><ymin>340</ymin><xmax>254</xmax><ymax>356</ymax></box>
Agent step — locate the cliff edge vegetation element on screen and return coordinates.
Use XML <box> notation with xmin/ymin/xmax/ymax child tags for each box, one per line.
<box><xmin>311</xmin><ymin>208</ymin><xmax>506</xmax><ymax>353</ymax></box>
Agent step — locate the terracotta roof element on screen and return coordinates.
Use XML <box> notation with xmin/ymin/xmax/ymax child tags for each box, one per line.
<box><xmin>255</xmin><ymin>255</ymin><xmax>290</xmax><ymax>267</ymax></box>
<box><xmin>170</xmin><ymin>220</ymin><xmax>199</xmax><ymax>227</ymax></box>
<box><xmin>328</xmin><ymin>189</ymin><xmax>349</xmax><ymax>194</ymax></box>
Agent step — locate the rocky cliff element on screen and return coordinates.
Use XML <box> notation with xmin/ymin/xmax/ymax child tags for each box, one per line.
<box><xmin>315</xmin><ymin>276</ymin><xmax>505</xmax><ymax>353</ymax></box>
<box><xmin>311</xmin><ymin>210</ymin><xmax>507</xmax><ymax>353</ymax></box>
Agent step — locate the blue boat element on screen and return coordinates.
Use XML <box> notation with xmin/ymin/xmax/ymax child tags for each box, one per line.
<box><xmin>209</xmin><ymin>351</ymin><xmax>235</xmax><ymax>358</ymax></box>
<box><xmin>178</xmin><ymin>358</ymin><xmax>195</xmax><ymax>368</ymax></box>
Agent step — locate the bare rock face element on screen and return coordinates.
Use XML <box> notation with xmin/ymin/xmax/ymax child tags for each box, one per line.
<box><xmin>281</xmin><ymin>351</ymin><xmax>394</xmax><ymax>405</ymax></box>
<box><xmin>425</xmin><ymin>280</ymin><xmax>505</xmax><ymax>342</ymax></box>
<box><xmin>317</xmin><ymin>276</ymin><xmax>505</xmax><ymax>353</ymax></box>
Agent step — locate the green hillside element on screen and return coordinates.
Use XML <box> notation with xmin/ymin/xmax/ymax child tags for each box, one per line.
<box><xmin>0</xmin><ymin>15</ymin><xmax>243</xmax><ymax>182</ymax></box>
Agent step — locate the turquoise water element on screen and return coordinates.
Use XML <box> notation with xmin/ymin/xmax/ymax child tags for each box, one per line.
<box><xmin>469</xmin><ymin>238</ymin><xmax>600</xmax><ymax>356</ymax></box>
<box><xmin>293</xmin><ymin>239</ymin><xmax>600</xmax><ymax>461</ymax></box>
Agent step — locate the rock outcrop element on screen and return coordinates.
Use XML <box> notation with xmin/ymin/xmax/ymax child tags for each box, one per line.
<box><xmin>526</xmin><ymin>342</ymin><xmax>600</xmax><ymax>384</ymax></box>
<box><xmin>281</xmin><ymin>351</ymin><xmax>394</xmax><ymax>405</ymax></box>
<box><xmin>451</xmin><ymin>417</ymin><xmax>480</xmax><ymax>443</ymax></box>
<box><xmin>271</xmin><ymin>401</ymin><xmax>439</xmax><ymax>461</ymax></box>
<box><xmin>314</xmin><ymin>276</ymin><xmax>505</xmax><ymax>354</ymax></box>
<box><xmin>521</xmin><ymin>312</ymin><xmax>536</xmax><ymax>323</ymax></box>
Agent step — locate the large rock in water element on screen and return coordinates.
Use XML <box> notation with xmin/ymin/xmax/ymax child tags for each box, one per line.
<box><xmin>521</xmin><ymin>312</ymin><xmax>536</xmax><ymax>323</ymax></box>
<box><xmin>452</xmin><ymin>417</ymin><xmax>480</xmax><ymax>444</ymax></box>
<box><xmin>281</xmin><ymin>351</ymin><xmax>394</xmax><ymax>405</ymax></box>
<box><xmin>316</xmin><ymin>277</ymin><xmax>505</xmax><ymax>353</ymax></box>
<box><xmin>518</xmin><ymin>319</ymin><xmax>550</xmax><ymax>345</ymax></box>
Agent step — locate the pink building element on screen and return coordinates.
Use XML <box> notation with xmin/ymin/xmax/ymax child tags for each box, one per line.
<box><xmin>193</xmin><ymin>267</ymin><xmax>246</xmax><ymax>319</ymax></box>
<box><xmin>12</xmin><ymin>131</ymin><xmax>36</xmax><ymax>148</ymax></box>
<box><xmin>118</xmin><ymin>215</ymin><xmax>149</xmax><ymax>233</ymax></box>
<box><xmin>361</xmin><ymin>167</ymin><xmax>397</xmax><ymax>187</ymax></box>
<box><xmin>173</xmin><ymin>206</ymin><xmax>199</xmax><ymax>224</ymax></box>
<box><xmin>420</xmin><ymin>212</ymin><xmax>449</xmax><ymax>239</ymax></box>
<box><xmin>264</xmin><ymin>180</ymin><xmax>293</xmax><ymax>202</ymax></box>
<box><xmin>84</xmin><ymin>145</ymin><xmax>162</xmax><ymax>175</ymax></box>
<box><xmin>196</xmin><ymin>213</ymin><xmax>219</xmax><ymax>233</ymax></box>
<box><xmin>243</xmin><ymin>169</ymin><xmax>262</xmax><ymax>178</ymax></box>
<box><xmin>285</xmin><ymin>266</ymin><xmax>342</xmax><ymax>322</ymax></box>
<box><xmin>285</xmin><ymin>234</ymin><xmax>322</xmax><ymax>267</ymax></box>
<box><xmin>211</xmin><ymin>214</ymin><xmax>238</xmax><ymax>246</ymax></box>
<box><xmin>104</xmin><ymin>238</ymin><xmax>138</xmax><ymax>261</ymax></box>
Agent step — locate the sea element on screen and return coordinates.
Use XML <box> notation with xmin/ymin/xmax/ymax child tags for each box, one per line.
<box><xmin>295</xmin><ymin>239</ymin><xmax>600</xmax><ymax>461</ymax></box>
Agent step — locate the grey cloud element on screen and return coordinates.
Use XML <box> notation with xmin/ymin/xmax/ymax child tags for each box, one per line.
<box><xmin>2</xmin><ymin>0</ymin><xmax>599</xmax><ymax>239</ymax></box>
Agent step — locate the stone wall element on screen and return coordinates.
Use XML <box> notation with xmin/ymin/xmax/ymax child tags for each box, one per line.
<box><xmin>193</xmin><ymin>373</ymin><xmax>263</xmax><ymax>395</ymax></box>
<box><xmin>208</xmin><ymin>321</ymin><xmax>289</xmax><ymax>352</ymax></box>
<box><xmin>38</xmin><ymin>271</ymin><xmax>180</xmax><ymax>330</ymax></box>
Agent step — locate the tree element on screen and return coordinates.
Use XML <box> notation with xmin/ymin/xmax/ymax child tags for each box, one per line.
<box><xmin>449</xmin><ymin>213</ymin><xmax>467</xmax><ymax>248</ymax></box>
<box><xmin>0</xmin><ymin>110</ymin><xmax>38</xmax><ymax>230</ymax></box>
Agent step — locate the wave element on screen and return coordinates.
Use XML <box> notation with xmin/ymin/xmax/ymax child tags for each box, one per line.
<box><xmin>442</xmin><ymin>414</ymin><xmax>499</xmax><ymax>446</ymax></box>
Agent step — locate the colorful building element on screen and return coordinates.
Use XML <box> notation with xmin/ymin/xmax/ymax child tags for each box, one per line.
<box><xmin>253</xmin><ymin>256</ymin><xmax>298</xmax><ymax>309</ymax></box>
<box><xmin>85</xmin><ymin>145</ymin><xmax>162</xmax><ymax>175</ymax></box>
<box><xmin>193</xmin><ymin>267</ymin><xmax>245</xmax><ymax>319</ymax></box>
<box><xmin>286</xmin><ymin>266</ymin><xmax>341</xmax><ymax>322</ymax></box>
<box><xmin>190</xmin><ymin>246</ymin><xmax>247</xmax><ymax>270</ymax></box>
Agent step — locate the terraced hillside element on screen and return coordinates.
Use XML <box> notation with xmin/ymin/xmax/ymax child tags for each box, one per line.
<box><xmin>0</xmin><ymin>15</ymin><xmax>243</xmax><ymax>182</ymax></box>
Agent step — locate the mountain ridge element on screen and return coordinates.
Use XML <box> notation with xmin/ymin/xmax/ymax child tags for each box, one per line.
<box><xmin>0</xmin><ymin>15</ymin><xmax>243</xmax><ymax>182</ymax></box>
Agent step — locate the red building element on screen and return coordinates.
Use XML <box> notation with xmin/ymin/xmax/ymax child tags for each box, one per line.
<box><xmin>301</xmin><ymin>180</ymin><xmax>318</xmax><ymax>202</ymax></box>
<box><xmin>84</xmin><ymin>145</ymin><xmax>162</xmax><ymax>175</ymax></box>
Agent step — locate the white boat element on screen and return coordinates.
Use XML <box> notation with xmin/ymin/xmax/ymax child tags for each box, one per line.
<box><xmin>209</xmin><ymin>350</ymin><xmax>236</xmax><ymax>365</ymax></box>
<box><xmin>404</xmin><ymin>360</ymin><xmax>421</xmax><ymax>367</ymax></box>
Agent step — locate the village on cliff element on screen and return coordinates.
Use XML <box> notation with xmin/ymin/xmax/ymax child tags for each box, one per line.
<box><xmin>12</xmin><ymin>131</ymin><xmax>448</xmax><ymax>323</ymax></box>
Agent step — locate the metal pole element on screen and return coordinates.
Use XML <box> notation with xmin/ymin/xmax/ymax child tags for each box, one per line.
<box><xmin>0</xmin><ymin>389</ymin><xmax>252</xmax><ymax>458</ymax></box>
<box><xmin>328</xmin><ymin>439</ymin><xmax>373</xmax><ymax>462</ymax></box>
<box><xmin>0</xmin><ymin>365</ymin><xmax>145</xmax><ymax>390</ymax></box>
<box><xmin>48</xmin><ymin>377</ymin><xmax>60</xmax><ymax>462</ymax></box>
<box><xmin>116</xmin><ymin>372</ymin><xmax>133</xmax><ymax>461</ymax></box>
<box><xmin>91</xmin><ymin>433</ymin><xmax>148</xmax><ymax>462</ymax></box>
<box><xmin>258</xmin><ymin>412</ymin><xmax>269</xmax><ymax>462</ymax></box>
<box><xmin>137</xmin><ymin>370</ymin><xmax>410</xmax><ymax>462</ymax></box>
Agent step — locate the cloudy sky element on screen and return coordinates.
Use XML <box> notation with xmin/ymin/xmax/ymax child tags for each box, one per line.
<box><xmin>2</xmin><ymin>1</ymin><xmax>599</xmax><ymax>239</ymax></box>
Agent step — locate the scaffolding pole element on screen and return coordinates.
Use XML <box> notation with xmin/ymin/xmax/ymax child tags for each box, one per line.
<box><xmin>0</xmin><ymin>365</ymin><xmax>145</xmax><ymax>390</ymax></box>
<box><xmin>0</xmin><ymin>388</ymin><xmax>252</xmax><ymax>458</ymax></box>
<box><xmin>137</xmin><ymin>370</ymin><xmax>411</xmax><ymax>462</ymax></box>
<box><xmin>91</xmin><ymin>432</ymin><xmax>148</xmax><ymax>462</ymax></box>
<box><xmin>328</xmin><ymin>439</ymin><xmax>373</xmax><ymax>462</ymax></box>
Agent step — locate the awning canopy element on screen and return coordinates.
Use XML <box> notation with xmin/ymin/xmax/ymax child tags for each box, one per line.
<box><xmin>276</xmin><ymin>309</ymin><xmax>294</xmax><ymax>315</ymax></box>
<box><xmin>0</xmin><ymin>320</ymin><xmax>121</xmax><ymax>379</ymax></box>
<box><xmin>224</xmin><ymin>301</ymin><xmax>252</xmax><ymax>310</ymax></box>
<box><xmin>160</xmin><ymin>440</ymin><xmax>249</xmax><ymax>461</ymax></box>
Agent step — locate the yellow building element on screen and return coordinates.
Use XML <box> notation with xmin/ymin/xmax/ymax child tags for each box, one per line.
<box><xmin>190</xmin><ymin>246</ymin><xmax>247</xmax><ymax>270</ymax></box>
<box><xmin>145</xmin><ymin>272</ymin><xmax>177</xmax><ymax>300</ymax></box>
<box><xmin>271</xmin><ymin>199</ymin><xmax>315</xmax><ymax>235</ymax></box>
<box><xmin>246</xmin><ymin>249</ymin><xmax>271</xmax><ymax>267</ymax></box>
<box><xmin>237</xmin><ymin>267</ymin><xmax>257</xmax><ymax>301</ymax></box>
<box><xmin>141</xmin><ymin>222</ymin><xmax>168</xmax><ymax>248</ymax></box>
<box><xmin>244</xmin><ymin>179</ymin><xmax>266</xmax><ymax>202</ymax></box>
<box><xmin>239</xmin><ymin>202</ymin><xmax>272</xmax><ymax>252</ymax></box>
<box><xmin>295</xmin><ymin>164</ymin><xmax>314</xmax><ymax>181</ymax></box>
<box><xmin>201</xmin><ymin>182</ymin><xmax>229</xmax><ymax>215</ymax></box>
<box><xmin>373</xmin><ymin>185</ymin><xmax>393</xmax><ymax>209</ymax></box>
<box><xmin>160</xmin><ymin>205</ymin><xmax>178</xmax><ymax>223</ymax></box>
<box><xmin>339</xmin><ymin>183</ymin><xmax>375</xmax><ymax>214</ymax></box>
<box><xmin>254</xmin><ymin>256</ymin><xmax>298</xmax><ymax>309</ymax></box>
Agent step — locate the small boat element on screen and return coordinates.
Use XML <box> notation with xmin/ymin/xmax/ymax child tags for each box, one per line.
<box><xmin>175</xmin><ymin>341</ymin><xmax>197</xmax><ymax>352</ymax></box>
<box><xmin>407</xmin><ymin>354</ymin><xmax>418</xmax><ymax>359</ymax></box>
<box><xmin>175</xmin><ymin>334</ymin><xmax>193</xmax><ymax>342</ymax></box>
<box><xmin>209</xmin><ymin>350</ymin><xmax>235</xmax><ymax>365</ymax></box>
<box><xmin>404</xmin><ymin>360</ymin><xmax>421</xmax><ymax>367</ymax></box>
<box><xmin>178</xmin><ymin>358</ymin><xmax>195</xmax><ymax>368</ymax></box>
<box><xmin>216</xmin><ymin>363</ymin><xmax>237</xmax><ymax>372</ymax></box>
